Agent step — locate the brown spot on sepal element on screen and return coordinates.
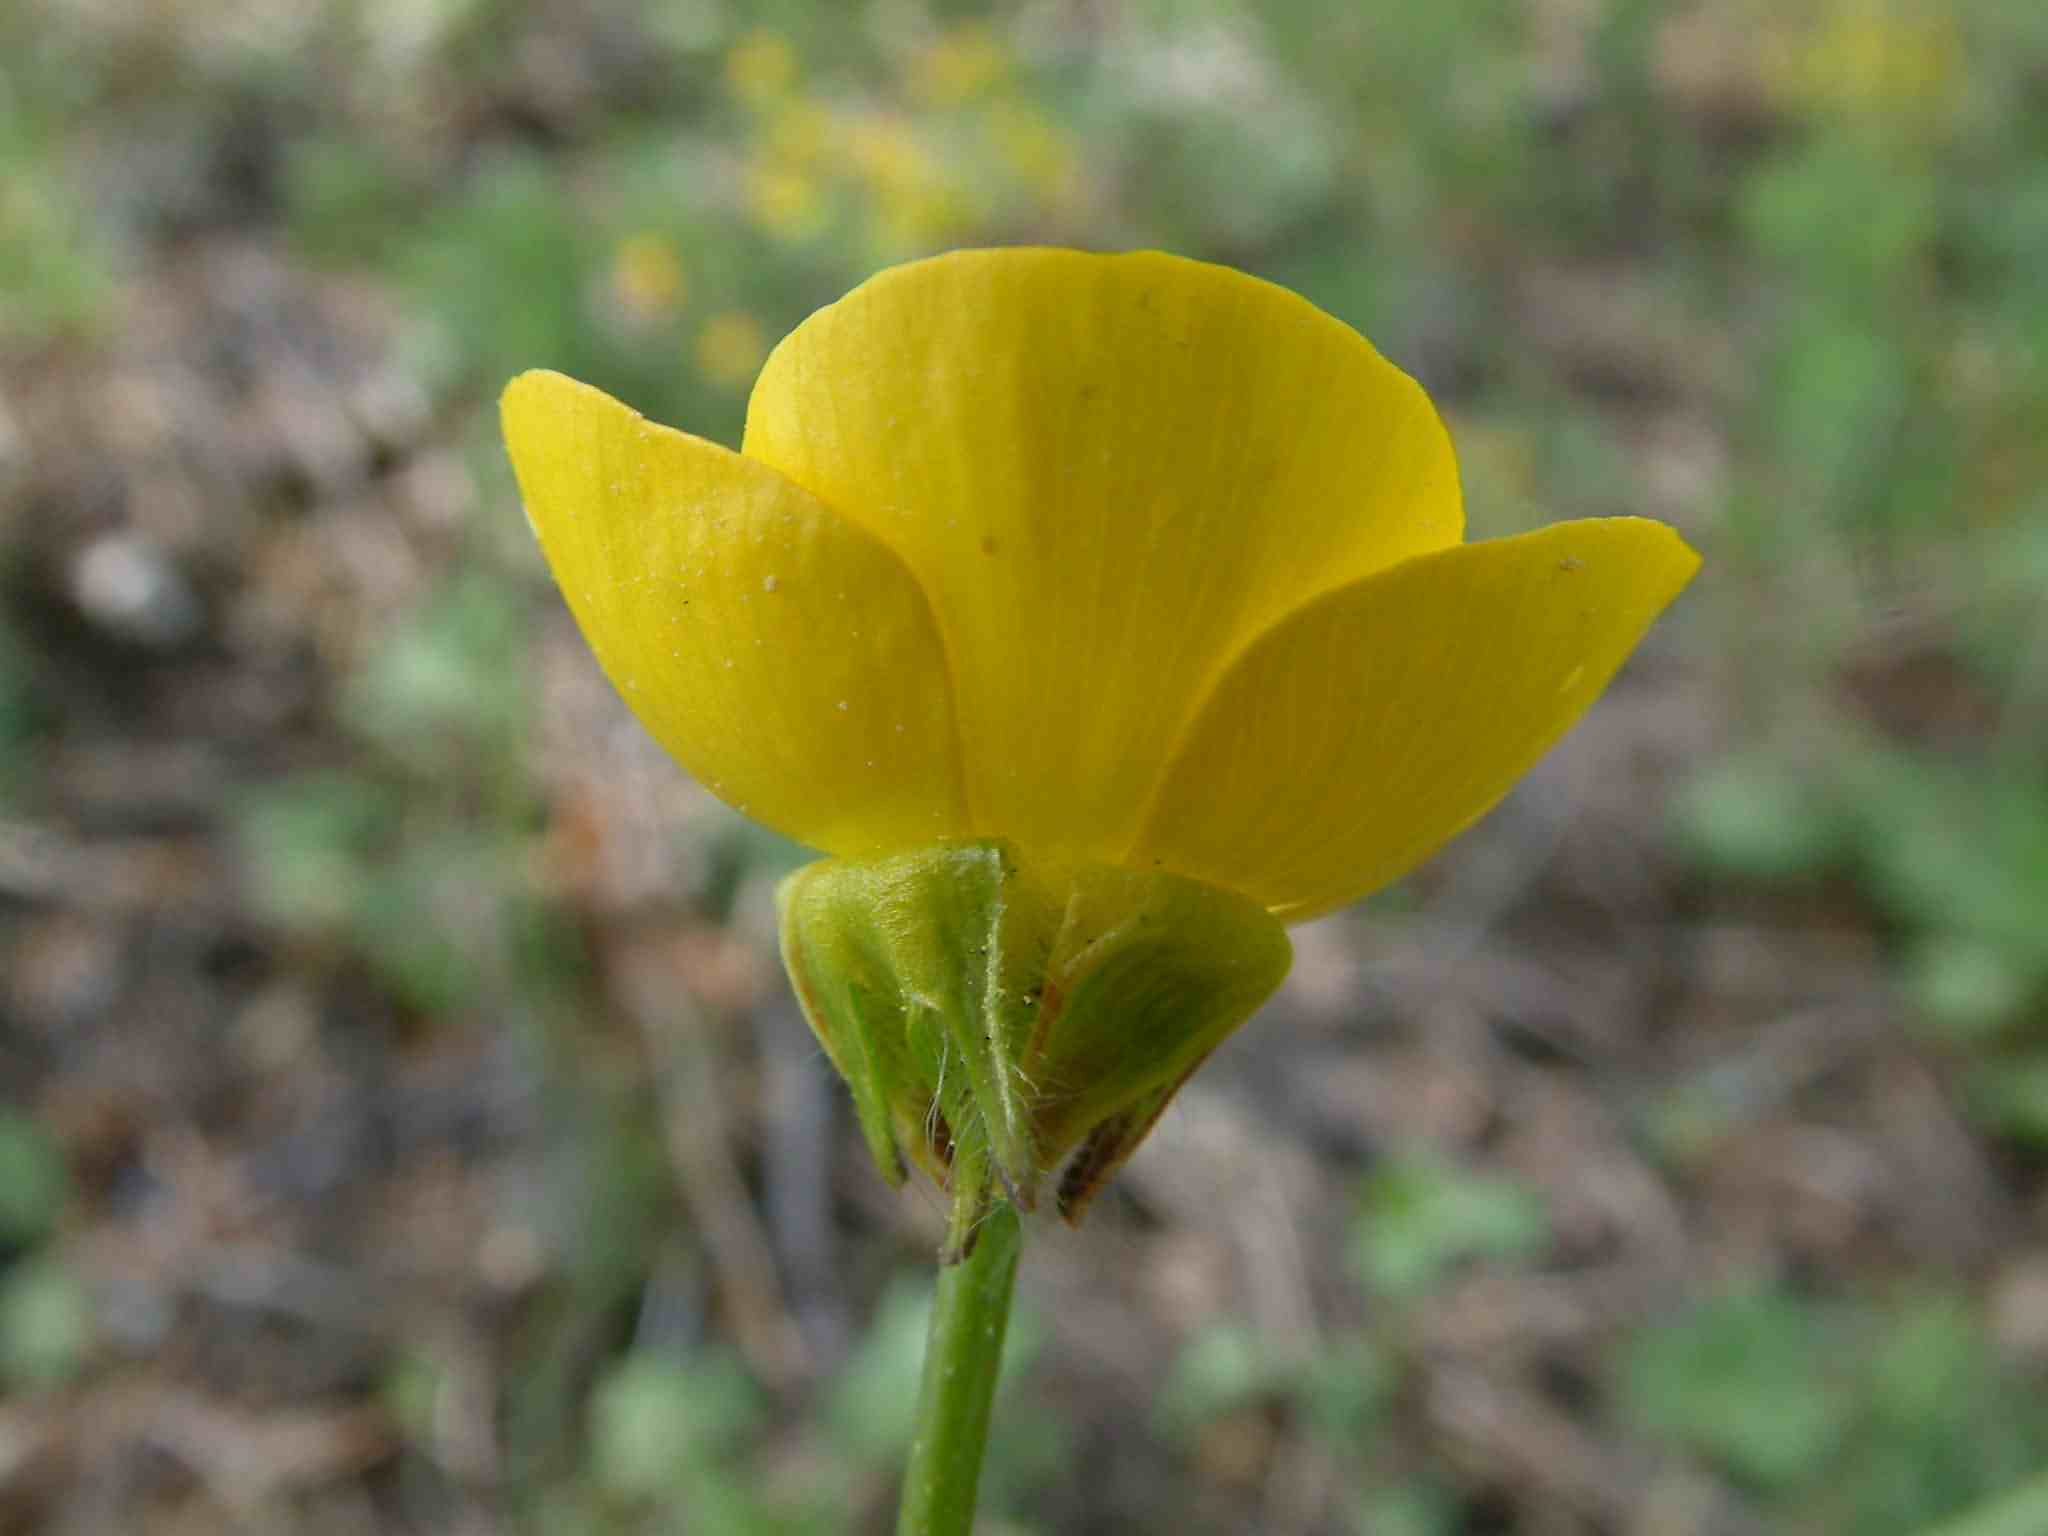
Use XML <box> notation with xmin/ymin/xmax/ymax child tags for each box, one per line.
<box><xmin>1055</xmin><ymin>1049</ymin><xmax>1217</xmax><ymax>1225</ymax></box>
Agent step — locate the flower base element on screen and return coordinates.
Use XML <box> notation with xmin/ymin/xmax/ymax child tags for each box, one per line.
<box><xmin>778</xmin><ymin>840</ymin><xmax>1292</xmax><ymax>1259</ymax></box>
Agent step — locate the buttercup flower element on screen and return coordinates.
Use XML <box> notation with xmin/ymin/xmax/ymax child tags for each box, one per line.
<box><xmin>503</xmin><ymin>248</ymin><xmax>1698</xmax><ymax>1247</ymax></box>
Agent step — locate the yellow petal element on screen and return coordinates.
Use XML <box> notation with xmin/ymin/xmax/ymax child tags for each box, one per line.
<box><xmin>1129</xmin><ymin>518</ymin><xmax>1700</xmax><ymax>920</ymax></box>
<box><xmin>742</xmin><ymin>247</ymin><xmax>1461</xmax><ymax>861</ymax></box>
<box><xmin>502</xmin><ymin>370</ymin><xmax>969</xmax><ymax>856</ymax></box>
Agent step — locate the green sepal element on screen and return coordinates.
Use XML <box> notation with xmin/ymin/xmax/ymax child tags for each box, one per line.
<box><xmin>777</xmin><ymin>841</ymin><xmax>1291</xmax><ymax>1253</ymax></box>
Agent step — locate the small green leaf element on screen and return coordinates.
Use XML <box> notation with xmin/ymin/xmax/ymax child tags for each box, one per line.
<box><xmin>588</xmin><ymin>1351</ymin><xmax>763</xmax><ymax>1500</ymax></box>
<box><xmin>0</xmin><ymin>1255</ymin><xmax>91</xmax><ymax>1388</ymax></box>
<box><xmin>1905</xmin><ymin>935</ymin><xmax>2035</xmax><ymax>1042</ymax></box>
<box><xmin>1622</xmin><ymin>1290</ymin><xmax>1846</xmax><ymax>1492</ymax></box>
<box><xmin>1350</xmin><ymin>1155</ymin><xmax>1548</xmax><ymax>1299</ymax></box>
<box><xmin>1672</xmin><ymin>751</ymin><xmax>1841</xmax><ymax>883</ymax></box>
<box><xmin>0</xmin><ymin>1114</ymin><xmax>67</xmax><ymax>1248</ymax></box>
<box><xmin>1352</xmin><ymin>1483</ymin><xmax>1460</xmax><ymax>1536</ymax></box>
<box><xmin>1963</xmin><ymin>1055</ymin><xmax>2048</xmax><ymax>1146</ymax></box>
<box><xmin>1155</xmin><ymin>1323</ymin><xmax>1271</xmax><ymax>1441</ymax></box>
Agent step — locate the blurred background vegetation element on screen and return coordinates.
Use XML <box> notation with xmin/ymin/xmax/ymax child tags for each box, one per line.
<box><xmin>3</xmin><ymin>0</ymin><xmax>2047</xmax><ymax>1531</ymax></box>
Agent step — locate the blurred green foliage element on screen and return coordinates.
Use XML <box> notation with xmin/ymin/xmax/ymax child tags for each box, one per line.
<box><xmin>1624</xmin><ymin>1288</ymin><xmax>1851</xmax><ymax>1492</ymax></box>
<box><xmin>1624</xmin><ymin>1289</ymin><xmax>2046</xmax><ymax>1533</ymax></box>
<box><xmin>1149</xmin><ymin>1154</ymin><xmax>1548</xmax><ymax>1529</ymax></box>
<box><xmin>501</xmin><ymin>1282</ymin><xmax>1060</xmax><ymax>1534</ymax></box>
<box><xmin>0</xmin><ymin>1112</ymin><xmax>81</xmax><ymax>1399</ymax></box>
<box><xmin>0</xmin><ymin>1113</ymin><xmax>68</xmax><ymax>1252</ymax></box>
<box><xmin>0</xmin><ymin>1255</ymin><xmax>90</xmax><ymax>1390</ymax></box>
<box><xmin>1157</xmin><ymin>1318</ymin><xmax>1390</xmax><ymax>1449</ymax></box>
<box><xmin>0</xmin><ymin>620</ymin><xmax>39</xmax><ymax>800</ymax></box>
<box><xmin>1350</xmin><ymin>1154</ymin><xmax>1550</xmax><ymax>1301</ymax></box>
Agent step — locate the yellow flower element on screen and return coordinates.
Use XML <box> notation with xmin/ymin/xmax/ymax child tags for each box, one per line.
<box><xmin>984</xmin><ymin>98</ymin><xmax>1079</xmax><ymax>205</ymax></box>
<box><xmin>508</xmin><ymin>248</ymin><xmax>1695</xmax><ymax>914</ymax></box>
<box><xmin>764</xmin><ymin>100</ymin><xmax>831</xmax><ymax>166</ymax></box>
<box><xmin>693</xmin><ymin>310</ymin><xmax>768</xmax><ymax>390</ymax></box>
<box><xmin>724</xmin><ymin>28</ymin><xmax>797</xmax><ymax>108</ymax></box>
<box><xmin>743</xmin><ymin>162</ymin><xmax>823</xmax><ymax>242</ymax></box>
<box><xmin>847</xmin><ymin>114</ymin><xmax>935</xmax><ymax>194</ymax></box>
<box><xmin>910</xmin><ymin>23</ymin><xmax>1009</xmax><ymax>107</ymax></box>
<box><xmin>503</xmin><ymin>249</ymin><xmax>1697</xmax><ymax>1234</ymax></box>
<box><xmin>872</xmin><ymin>182</ymin><xmax>973</xmax><ymax>254</ymax></box>
<box><xmin>607</xmin><ymin>232</ymin><xmax>687</xmax><ymax>322</ymax></box>
<box><xmin>1760</xmin><ymin>0</ymin><xmax>1962</xmax><ymax>129</ymax></box>
<box><xmin>845</xmin><ymin>116</ymin><xmax>974</xmax><ymax>253</ymax></box>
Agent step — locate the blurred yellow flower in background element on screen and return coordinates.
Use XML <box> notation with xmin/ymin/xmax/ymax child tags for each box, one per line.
<box><xmin>606</xmin><ymin>232</ymin><xmax>687</xmax><ymax>324</ymax></box>
<box><xmin>503</xmin><ymin>248</ymin><xmax>1698</xmax><ymax>919</ymax></box>
<box><xmin>693</xmin><ymin>310</ymin><xmax>769</xmax><ymax>390</ymax></box>
<box><xmin>983</xmin><ymin>98</ymin><xmax>1080</xmax><ymax>207</ymax></box>
<box><xmin>910</xmin><ymin>23</ymin><xmax>1009</xmax><ymax>107</ymax></box>
<box><xmin>846</xmin><ymin>114</ymin><xmax>938</xmax><ymax>195</ymax></box>
<box><xmin>764</xmin><ymin>100</ymin><xmax>830</xmax><ymax>166</ymax></box>
<box><xmin>872</xmin><ymin>183</ymin><xmax>972</xmax><ymax>253</ymax></box>
<box><xmin>1760</xmin><ymin>0</ymin><xmax>1963</xmax><ymax>128</ymax></box>
<box><xmin>744</xmin><ymin>163</ymin><xmax>825</xmax><ymax>242</ymax></box>
<box><xmin>847</xmin><ymin>115</ymin><xmax>973</xmax><ymax>252</ymax></box>
<box><xmin>724</xmin><ymin>28</ymin><xmax>798</xmax><ymax>108</ymax></box>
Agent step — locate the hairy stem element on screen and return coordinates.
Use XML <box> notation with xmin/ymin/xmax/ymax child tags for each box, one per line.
<box><xmin>895</xmin><ymin>1201</ymin><xmax>1024</xmax><ymax>1536</ymax></box>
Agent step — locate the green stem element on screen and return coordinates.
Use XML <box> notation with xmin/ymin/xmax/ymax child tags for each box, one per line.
<box><xmin>896</xmin><ymin>1201</ymin><xmax>1024</xmax><ymax>1536</ymax></box>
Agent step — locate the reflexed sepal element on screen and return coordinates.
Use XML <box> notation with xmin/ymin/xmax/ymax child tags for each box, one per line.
<box><xmin>777</xmin><ymin>841</ymin><xmax>1291</xmax><ymax>1257</ymax></box>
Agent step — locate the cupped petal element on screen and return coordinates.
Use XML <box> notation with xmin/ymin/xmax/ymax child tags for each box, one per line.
<box><xmin>741</xmin><ymin>247</ymin><xmax>1461</xmax><ymax>860</ymax></box>
<box><xmin>1128</xmin><ymin>518</ymin><xmax>1700</xmax><ymax>920</ymax></box>
<box><xmin>502</xmin><ymin>370</ymin><xmax>970</xmax><ymax>857</ymax></box>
